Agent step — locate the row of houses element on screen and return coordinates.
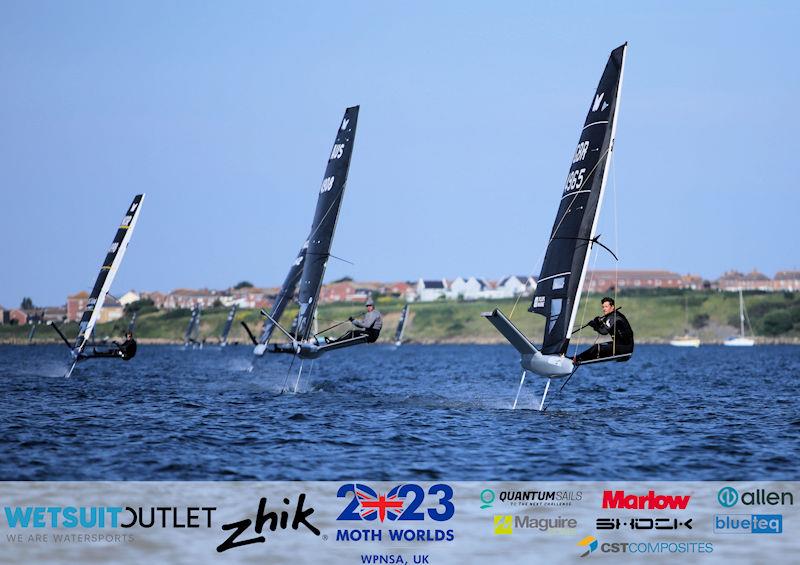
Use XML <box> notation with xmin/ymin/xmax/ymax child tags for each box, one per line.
<box><xmin>5</xmin><ymin>269</ymin><xmax>799</xmax><ymax>325</ymax></box>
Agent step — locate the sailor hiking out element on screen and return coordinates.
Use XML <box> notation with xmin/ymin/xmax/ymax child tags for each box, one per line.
<box><xmin>90</xmin><ymin>331</ymin><xmax>138</xmax><ymax>361</ymax></box>
<box><xmin>333</xmin><ymin>297</ymin><xmax>382</xmax><ymax>343</ymax></box>
<box><xmin>573</xmin><ymin>297</ymin><xmax>633</xmax><ymax>365</ymax></box>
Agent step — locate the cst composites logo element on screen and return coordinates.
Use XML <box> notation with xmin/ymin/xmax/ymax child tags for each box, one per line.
<box><xmin>717</xmin><ymin>487</ymin><xmax>794</xmax><ymax>508</ymax></box>
<box><xmin>334</xmin><ymin>484</ymin><xmax>455</xmax><ymax>543</ymax></box>
<box><xmin>576</xmin><ymin>537</ymin><xmax>713</xmax><ymax>557</ymax></box>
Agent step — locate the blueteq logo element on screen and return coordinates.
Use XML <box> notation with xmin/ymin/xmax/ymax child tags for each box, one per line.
<box><xmin>335</xmin><ymin>483</ymin><xmax>455</xmax><ymax>543</ymax></box>
<box><xmin>714</xmin><ymin>514</ymin><xmax>783</xmax><ymax>534</ymax></box>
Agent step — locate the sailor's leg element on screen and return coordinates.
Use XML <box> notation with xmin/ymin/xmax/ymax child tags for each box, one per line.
<box><xmin>512</xmin><ymin>370</ymin><xmax>526</xmax><ymax>410</ymax></box>
<box><xmin>538</xmin><ymin>378</ymin><xmax>552</xmax><ymax>411</ymax></box>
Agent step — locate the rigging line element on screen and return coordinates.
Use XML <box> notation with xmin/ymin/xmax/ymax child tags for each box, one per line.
<box><xmin>306</xmin><ymin>252</ymin><xmax>355</xmax><ymax>265</ymax></box>
<box><xmin>509</xmin><ymin>144</ymin><xmax>613</xmax><ymax>320</ymax></box>
<box><xmin>572</xmin><ymin>247</ymin><xmax>600</xmax><ymax>358</ymax></box>
<box><xmin>612</xmin><ymin>149</ymin><xmax>619</xmax><ymax>356</ymax></box>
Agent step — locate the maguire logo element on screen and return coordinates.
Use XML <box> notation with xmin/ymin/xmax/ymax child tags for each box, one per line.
<box><xmin>602</xmin><ymin>490</ymin><xmax>690</xmax><ymax>510</ymax></box>
<box><xmin>717</xmin><ymin>487</ymin><xmax>794</xmax><ymax>508</ymax></box>
<box><xmin>494</xmin><ymin>515</ymin><xmax>512</xmax><ymax>535</ymax></box>
<box><xmin>578</xmin><ymin>535</ymin><xmax>598</xmax><ymax>557</ymax></box>
<box><xmin>714</xmin><ymin>514</ymin><xmax>783</xmax><ymax>534</ymax></box>
<box><xmin>335</xmin><ymin>484</ymin><xmax>454</xmax><ymax>543</ymax></box>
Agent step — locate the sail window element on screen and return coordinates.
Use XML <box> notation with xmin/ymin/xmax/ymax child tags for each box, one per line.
<box><xmin>552</xmin><ymin>277</ymin><xmax>565</xmax><ymax>290</ymax></box>
<box><xmin>548</xmin><ymin>299</ymin><xmax>563</xmax><ymax>333</ymax></box>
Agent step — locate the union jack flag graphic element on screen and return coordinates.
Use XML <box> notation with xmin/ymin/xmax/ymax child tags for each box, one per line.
<box><xmin>355</xmin><ymin>485</ymin><xmax>404</xmax><ymax>522</ymax></box>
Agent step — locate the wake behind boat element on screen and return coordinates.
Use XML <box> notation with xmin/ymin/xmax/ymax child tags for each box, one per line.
<box><xmin>49</xmin><ymin>194</ymin><xmax>145</xmax><ymax>377</ymax></box>
<box><xmin>483</xmin><ymin>44</ymin><xmax>629</xmax><ymax>410</ymax></box>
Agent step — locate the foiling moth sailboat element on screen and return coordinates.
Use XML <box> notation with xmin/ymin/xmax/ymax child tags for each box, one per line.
<box><xmin>394</xmin><ymin>304</ymin><xmax>410</xmax><ymax>347</ymax></box>
<box><xmin>49</xmin><ymin>194</ymin><xmax>145</xmax><ymax>378</ymax></box>
<box><xmin>219</xmin><ymin>304</ymin><xmax>238</xmax><ymax>347</ymax></box>
<box><xmin>482</xmin><ymin>44</ymin><xmax>629</xmax><ymax>410</ymax></box>
<box><xmin>244</xmin><ymin>106</ymin><xmax>369</xmax><ymax>366</ymax></box>
<box><xmin>183</xmin><ymin>305</ymin><xmax>202</xmax><ymax>348</ymax></box>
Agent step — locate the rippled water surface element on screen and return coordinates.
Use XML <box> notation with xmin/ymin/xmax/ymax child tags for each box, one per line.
<box><xmin>1</xmin><ymin>344</ymin><xmax>798</xmax><ymax>480</ymax></box>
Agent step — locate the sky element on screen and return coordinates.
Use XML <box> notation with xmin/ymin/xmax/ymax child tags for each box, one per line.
<box><xmin>1</xmin><ymin>1</ymin><xmax>798</xmax><ymax>308</ymax></box>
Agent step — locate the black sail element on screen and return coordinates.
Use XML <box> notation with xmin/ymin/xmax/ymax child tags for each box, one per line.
<box><xmin>529</xmin><ymin>44</ymin><xmax>626</xmax><ymax>355</ymax></box>
<box><xmin>184</xmin><ymin>306</ymin><xmax>200</xmax><ymax>344</ymax></box>
<box><xmin>258</xmin><ymin>245</ymin><xmax>306</xmax><ymax>344</ymax></box>
<box><xmin>394</xmin><ymin>304</ymin><xmax>409</xmax><ymax>343</ymax></box>
<box><xmin>295</xmin><ymin>106</ymin><xmax>359</xmax><ymax>340</ymax></box>
<box><xmin>220</xmin><ymin>304</ymin><xmax>238</xmax><ymax>345</ymax></box>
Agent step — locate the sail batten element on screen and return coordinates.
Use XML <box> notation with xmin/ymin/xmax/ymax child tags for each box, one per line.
<box><xmin>529</xmin><ymin>44</ymin><xmax>627</xmax><ymax>355</ymax></box>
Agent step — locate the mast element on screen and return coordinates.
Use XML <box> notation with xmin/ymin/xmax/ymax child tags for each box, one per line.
<box><xmin>295</xmin><ymin>106</ymin><xmax>360</xmax><ymax>341</ymax></box>
<box><xmin>258</xmin><ymin>245</ymin><xmax>307</xmax><ymax>346</ymax></box>
<box><xmin>739</xmin><ymin>288</ymin><xmax>745</xmax><ymax>338</ymax></box>
<box><xmin>73</xmin><ymin>194</ymin><xmax>145</xmax><ymax>356</ymax></box>
<box><xmin>529</xmin><ymin>44</ymin><xmax>627</xmax><ymax>355</ymax></box>
<box><xmin>220</xmin><ymin>304</ymin><xmax>238</xmax><ymax>346</ymax></box>
<box><xmin>395</xmin><ymin>304</ymin><xmax>409</xmax><ymax>344</ymax></box>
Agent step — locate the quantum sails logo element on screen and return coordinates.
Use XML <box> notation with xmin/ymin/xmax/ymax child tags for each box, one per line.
<box><xmin>334</xmin><ymin>483</ymin><xmax>455</xmax><ymax>543</ymax></box>
<box><xmin>482</xmin><ymin>488</ymin><xmax>582</xmax><ymax>509</ymax></box>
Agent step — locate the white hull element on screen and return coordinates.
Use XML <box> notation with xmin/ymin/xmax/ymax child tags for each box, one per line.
<box><xmin>670</xmin><ymin>337</ymin><xmax>700</xmax><ymax>347</ymax></box>
<box><xmin>724</xmin><ymin>337</ymin><xmax>755</xmax><ymax>347</ymax></box>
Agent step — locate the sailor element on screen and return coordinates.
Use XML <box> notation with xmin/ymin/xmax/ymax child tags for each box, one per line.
<box><xmin>331</xmin><ymin>297</ymin><xmax>383</xmax><ymax>344</ymax></box>
<box><xmin>115</xmin><ymin>331</ymin><xmax>137</xmax><ymax>360</ymax></box>
<box><xmin>573</xmin><ymin>297</ymin><xmax>634</xmax><ymax>365</ymax></box>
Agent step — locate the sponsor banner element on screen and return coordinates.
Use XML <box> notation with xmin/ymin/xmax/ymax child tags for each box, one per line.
<box><xmin>0</xmin><ymin>482</ymin><xmax>797</xmax><ymax>564</ymax></box>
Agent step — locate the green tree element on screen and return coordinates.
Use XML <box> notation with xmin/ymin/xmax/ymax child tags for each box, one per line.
<box><xmin>20</xmin><ymin>297</ymin><xmax>34</xmax><ymax>309</ymax></box>
<box><xmin>234</xmin><ymin>281</ymin><xmax>254</xmax><ymax>289</ymax></box>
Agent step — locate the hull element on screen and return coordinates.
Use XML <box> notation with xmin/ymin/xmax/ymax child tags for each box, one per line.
<box><xmin>670</xmin><ymin>337</ymin><xmax>700</xmax><ymax>347</ymax></box>
<box><xmin>724</xmin><ymin>337</ymin><xmax>755</xmax><ymax>347</ymax></box>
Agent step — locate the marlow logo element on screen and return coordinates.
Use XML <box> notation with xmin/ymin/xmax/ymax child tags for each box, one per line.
<box><xmin>578</xmin><ymin>535</ymin><xmax>598</xmax><ymax>557</ymax></box>
<box><xmin>493</xmin><ymin>515</ymin><xmax>512</xmax><ymax>535</ymax></box>
<box><xmin>602</xmin><ymin>490</ymin><xmax>690</xmax><ymax>510</ymax></box>
<box><xmin>717</xmin><ymin>487</ymin><xmax>794</xmax><ymax>508</ymax></box>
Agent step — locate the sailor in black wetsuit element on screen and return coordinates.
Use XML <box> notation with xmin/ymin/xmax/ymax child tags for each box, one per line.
<box><xmin>91</xmin><ymin>331</ymin><xmax>137</xmax><ymax>360</ymax></box>
<box><xmin>573</xmin><ymin>297</ymin><xmax>634</xmax><ymax>365</ymax></box>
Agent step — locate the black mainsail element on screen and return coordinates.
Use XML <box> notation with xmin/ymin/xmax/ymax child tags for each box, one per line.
<box><xmin>256</xmin><ymin>244</ymin><xmax>306</xmax><ymax>349</ymax></box>
<box><xmin>294</xmin><ymin>105</ymin><xmax>359</xmax><ymax>341</ymax></box>
<box><xmin>529</xmin><ymin>44</ymin><xmax>626</xmax><ymax>356</ymax></box>
<box><xmin>220</xmin><ymin>304</ymin><xmax>238</xmax><ymax>346</ymax></box>
<box><xmin>184</xmin><ymin>305</ymin><xmax>201</xmax><ymax>346</ymax></box>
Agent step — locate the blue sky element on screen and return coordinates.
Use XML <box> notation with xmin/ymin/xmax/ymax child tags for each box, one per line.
<box><xmin>1</xmin><ymin>1</ymin><xmax>798</xmax><ymax>307</ymax></box>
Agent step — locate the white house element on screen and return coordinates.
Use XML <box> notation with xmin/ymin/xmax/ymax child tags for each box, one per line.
<box><xmin>495</xmin><ymin>275</ymin><xmax>536</xmax><ymax>298</ymax></box>
<box><xmin>416</xmin><ymin>279</ymin><xmax>448</xmax><ymax>302</ymax></box>
<box><xmin>448</xmin><ymin>277</ymin><xmax>492</xmax><ymax>300</ymax></box>
<box><xmin>118</xmin><ymin>290</ymin><xmax>141</xmax><ymax>306</ymax></box>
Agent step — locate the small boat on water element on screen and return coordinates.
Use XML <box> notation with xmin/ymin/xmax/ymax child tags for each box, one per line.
<box><xmin>669</xmin><ymin>336</ymin><xmax>700</xmax><ymax>348</ymax></box>
<box><xmin>724</xmin><ymin>289</ymin><xmax>755</xmax><ymax>347</ymax></box>
<box><xmin>670</xmin><ymin>296</ymin><xmax>700</xmax><ymax>347</ymax></box>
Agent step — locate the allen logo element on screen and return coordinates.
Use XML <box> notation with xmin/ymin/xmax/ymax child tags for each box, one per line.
<box><xmin>493</xmin><ymin>515</ymin><xmax>512</xmax><ymax>535</ymax></box>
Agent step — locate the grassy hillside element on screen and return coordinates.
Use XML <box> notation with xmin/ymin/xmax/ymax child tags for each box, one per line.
<box><xmin>3</xmin><ymin>290</ymin><xmax>799</xmax><ymax>345</ymax></box>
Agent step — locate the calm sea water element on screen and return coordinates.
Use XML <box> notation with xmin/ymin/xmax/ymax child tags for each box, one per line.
<box><xmin>1</xmin><ymin>343</ymin><xmax>798</xmax><ymax>481</ymax></box>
